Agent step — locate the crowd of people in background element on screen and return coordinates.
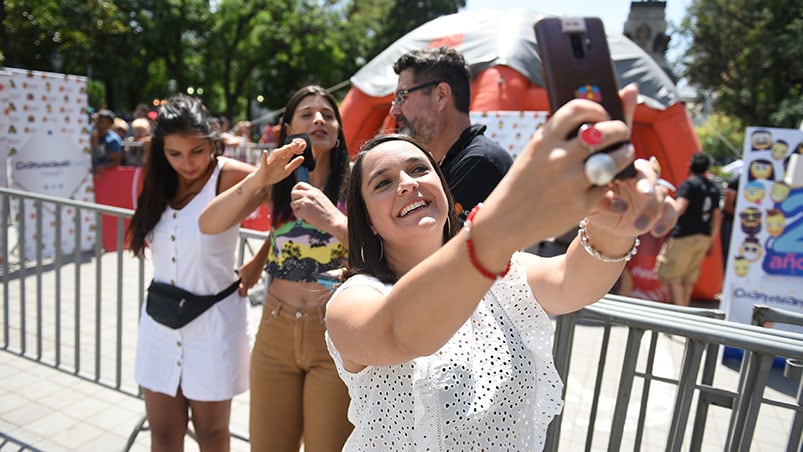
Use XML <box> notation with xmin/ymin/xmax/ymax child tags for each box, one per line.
<box><xmin>89</xmin><ymin>103</ymin><xmax>278</xmax><ymax>176</ymax></box>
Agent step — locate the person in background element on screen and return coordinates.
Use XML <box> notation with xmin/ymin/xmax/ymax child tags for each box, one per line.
<box><xmin>200</xmin><ymin>85</ymin><xmax>353</xmax><ymax>451</ymax></box>
<box><xmin>123</xmin><ymin>117</ymin><xmax>153</xmax><ymax>166</ymax></box>
<box><xmin>325</xmin><ymin>84</ymin><xmax>677</xmax><ymax>449</ymax></box>
<box><xmin>127</xmin><ymin>94</ymin><xmax>255</xmax><ymax>451</ymax></box>
<box><xmin>656</xmin><ymin>151</ymin><xmax>722</xmax><ymax>306</ymax></box>
<box><xmin>90</xmin><ymin>109</ymin><xmax>123</xmax><ymax>175</ymax></box>
<box><xmin>720</xmin><ymin>168</ymin><xmax>741</xmax><ymax>268</ymax></box>
<box><xmin>390</xmin><ymin>46</ymin><xmax>513</xmax><ymax>219</ymax></box>
<box><xmin>222</xmin><ymin>120</ymin><xmax>253</xmax><ymax>162</ymax></box>
<box><xmin>113</xmin><ymin>117</ymin><xmax>130</xmax><ymax>140</ymax></box>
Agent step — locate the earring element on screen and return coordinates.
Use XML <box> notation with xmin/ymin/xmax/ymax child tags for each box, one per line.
<box><xmin>378</xmin><ymin>235</ymin><xmax>384</xmax><ymax>262</ymax></box>
<box><xmin>360</xmin><ymin>246</ymin><xmax>366</xmax><ymax>264</ymax></box>
<box><xmin>446</xmin><ymin>216</ymin><xmax>452</xmax><ymax>236</ymax></box>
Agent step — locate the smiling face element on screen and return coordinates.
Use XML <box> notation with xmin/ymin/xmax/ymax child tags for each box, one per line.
<box><xmin>162</xmin><ymin>133</ymin><xmax>213</xmax><ymax>183</ymax></box>
<box><xmin>770</xmin><ymin>182</ymin><xmax>791</xmax><ymax>203</ymax></box>
<box><xmin>743</xmin><ymin>181</ymin><xmax>766</xmax><ymax>204</ymax></box>
<box><xmin>359</xmin><ymin>140</ymin><xmax>449</xmax><ymax>249</ymax></box>
<box><xmin>286</xmin><ymin>94</ymin><xmax>340</xmax><ymax>156</ymax></box>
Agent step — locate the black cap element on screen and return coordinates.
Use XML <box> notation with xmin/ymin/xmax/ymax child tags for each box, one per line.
<box><xmin>96</xmin><ymin>109</ymin><xmax>116</xmax><ymax>120</ymax></box>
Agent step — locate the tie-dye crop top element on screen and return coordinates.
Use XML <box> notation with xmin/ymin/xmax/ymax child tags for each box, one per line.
<box><xmin>267</xmin><ymin>217</ymin><xmax>347</xmax><ymax>283</ymax></box>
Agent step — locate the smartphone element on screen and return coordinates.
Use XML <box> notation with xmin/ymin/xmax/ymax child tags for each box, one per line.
<box><xmin>283</xmin><ymin>133</ymin><xmax>315</xmax><ymax>182</ymax></box>
<box><xmin>534</xmin><ymin>16</ymin><xmax>636</xmax><ymax>179</ymax></box>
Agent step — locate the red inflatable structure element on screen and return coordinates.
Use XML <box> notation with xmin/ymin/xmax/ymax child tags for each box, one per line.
<box><xmin>337</xmin><ymin>8</ymin><xmax>721</xmax><ymax>302</ymax></box>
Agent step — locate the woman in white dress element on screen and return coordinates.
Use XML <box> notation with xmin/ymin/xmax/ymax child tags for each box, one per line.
<box><xmin>128</xmin><ymin>94</ymin><xmax>256</xmax><ymax>451</ymax></box>
<box><xmin>325</xmin><ymin>85</ymin><xmax>678</xmax><ymax>450</ymax></box>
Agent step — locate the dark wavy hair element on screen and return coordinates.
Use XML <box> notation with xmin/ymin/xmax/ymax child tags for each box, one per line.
<box><xmin>271</xmin><ymin>85</ymin><xmax>350</xmax><ymax>227</ymax></box>
<box><xmin>392</xmin><ymin>46</ymin><xmax>472</xmax><ymax>113</ymax></box>
<box><xmin>127</xmin><ymin>94</ymin><xmax>220</xmax><ymax>256</ymax></box>
<box><xmin>344</xmin><ymin>134</ymin><xmax>459</xmax><ymax>284</ymax></box>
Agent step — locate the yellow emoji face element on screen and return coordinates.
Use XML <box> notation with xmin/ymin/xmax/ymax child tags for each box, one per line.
<box><xmin>749</xmin><ymin>160</ymin><xmax>774</xmax><ymax>180</ymax></box>
<box><xmin>739</xmin><ymin>238</ymin><xmax>763</xmax><ymax>262</ymax></box>
<box><xmin>771</xmin><ymin>140</ymin><xmax>789</xmax><ymax>160</ymax></box>
<box><xmin>733</xmin><ymin>256</ymin><xmax>750</xmax><ymax>277</ymax></box>
<box><xmin>770</xmin><ymin>182</ymin><xmax>791</xmax><ymax>204</ymax></box>
<box><xmin>765</xmin><ymin>209</ymin><xmax>785</xmax><ymax>237</ymax></box>
<box><xmin>743</xmin><ymin>181</ymin><xmax>766</xmax><ymax>204</ymax></box>
<box><xmin>751</xmin><ymin>130</ymin><xmax>772</xmax><ymax>150</ymax></box>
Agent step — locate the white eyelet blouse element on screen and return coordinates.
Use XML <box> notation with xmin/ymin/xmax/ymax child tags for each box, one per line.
<box><xmin>325</xmin><ymin>254</ymin><xmax>564</xmax><ymax>451</ymax></box>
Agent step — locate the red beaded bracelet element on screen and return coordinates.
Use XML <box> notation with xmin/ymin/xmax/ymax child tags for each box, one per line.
<box><xmin>464</xmin><ymin>203</ymin><xmax>511</xmax><ymax>280</ymax></box>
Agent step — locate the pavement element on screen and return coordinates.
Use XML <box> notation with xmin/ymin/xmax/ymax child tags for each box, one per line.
<box><xmin>1</xmin><ymin>250</ymin><xmax>800</xmax><ymax>451</ymax></box>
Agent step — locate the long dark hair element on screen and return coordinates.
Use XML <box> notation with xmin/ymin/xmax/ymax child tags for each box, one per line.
<box><xmin>344</xmin><ymin>134</ymin><xmax>459</xmax><ymax>284</ymax></box>
<box><xmin>271</xmin><ymin>85</ymin><xmax>350</xmax><ymax>227</ymax></box>
<box><xmin>127</xmin><ymin>94</ymin><xmax>220</xmax><ymax>256</ymax></box>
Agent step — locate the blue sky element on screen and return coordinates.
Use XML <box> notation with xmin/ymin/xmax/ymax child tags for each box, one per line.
<box><xmin>462</xmin><ymin>0</ymin><xmax>693</xmax><ymax>62</ymax></box>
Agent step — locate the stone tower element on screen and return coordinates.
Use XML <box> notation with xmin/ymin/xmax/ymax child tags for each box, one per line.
<box><xmin>623</xmin><ymin>1</ymin><xmax>674</xmax><ymax>81</ymax></box>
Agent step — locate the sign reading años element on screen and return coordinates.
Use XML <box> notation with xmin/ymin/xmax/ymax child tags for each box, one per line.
<box><xmin>721</xmin><ymin>126</ymin><xmax>803</xmax><ymax>332</ymax></box>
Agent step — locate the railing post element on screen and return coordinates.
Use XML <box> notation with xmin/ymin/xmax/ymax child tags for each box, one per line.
<box><xmin>666</xmin><ymin>338</ymin><xmax>706</xmax><ymax>451</ymax></box>
<box><xmin>726</xmin><ymin>350</ymin><xmax>774</xmax><ymax>451</ymax></box>
<box><xmin>545</xmin><ymin>312</ymin><xmax>577</xmax><ymax>452</ymax></box>
<box><xmin>607</xmin><ymin>326</ymin><xmax>644</xmax><ymax>451</ymax></box>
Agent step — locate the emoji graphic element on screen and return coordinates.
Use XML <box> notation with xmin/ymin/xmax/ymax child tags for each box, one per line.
<box><xmin>748</xmin><ymin>159</ymin><xmax>775</xmax><ymax>181</ymax></box>
<box><xmin>739</xmin><ymin>237</ymin><xmax>763</xmax><ymax>262</ymax></box>
<box><xmin>770</xmin><ymin>181</ymin><xmax>791</xmax><ymax>204</ymax></box>
<box><xmin>765</xmin><ymin>209</ymin><xmax>785</xmax><ymax>237</ymax></box>
<box><xmin>739</xmin><ymin>207</ymin><xmax>762</xmax><ymax>236</ymax></box>
<box><xmin>751</xmin><ymin>130</ymin><xmax>772</xmax><ymax>151</ymax></box>
<box><xmin>576</xmin><ymin>84</ymin><xmax>602</xmax><ymax>102</ymax></box>
<box><xmin>743</xmin><ymin>181</ymin><xmax>766</xmax><ymax>204</ymax></box>
<box><xmin>771</xmin><ymin>140</ymin><xmax>789</xmax><ymax>160</ymax></box>
<box><xmin>733</xmin><ymin>256</ymin><xmax>750</xmax><ymax>277</ymax></box>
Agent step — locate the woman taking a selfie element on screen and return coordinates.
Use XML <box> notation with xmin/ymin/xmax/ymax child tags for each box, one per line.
<box><xmin>325</xmin><ymin>85</ymin><xmax>678</xmax><ymax>451</ymax></box>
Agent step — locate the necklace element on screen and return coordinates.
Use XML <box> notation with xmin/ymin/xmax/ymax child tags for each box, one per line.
<box><xmin>170</xmin><ymin>159</ymin><xmax>215</xmax><ymax>209</ymax></box>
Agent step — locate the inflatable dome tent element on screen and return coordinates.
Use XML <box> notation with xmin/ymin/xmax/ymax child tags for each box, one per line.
<box><xmin>338</xmin><ymin>8</ymin><xmax>721</xmax><ymax>302</ymax></box>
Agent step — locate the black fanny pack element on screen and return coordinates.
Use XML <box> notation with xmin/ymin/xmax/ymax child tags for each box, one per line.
<box><xmin>146</xmin><ymin>279</ymin><xmax>240</xmax><ymax>329</ymax></box>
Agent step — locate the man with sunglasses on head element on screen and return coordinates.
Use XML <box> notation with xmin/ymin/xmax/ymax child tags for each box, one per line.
<box><xmin>391</xmin><ymin>46</ymin><xmax>513</xmax><ymax>220</ymax></box>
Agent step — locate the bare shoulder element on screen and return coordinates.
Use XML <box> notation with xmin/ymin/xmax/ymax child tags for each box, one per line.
<box><xmin>217</xmin><ymin>157</ymin><xmax>256</xmax><ymax>192</ymax></box>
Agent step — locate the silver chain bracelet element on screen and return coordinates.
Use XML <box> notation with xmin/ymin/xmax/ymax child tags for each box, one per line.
<box><xmin>577</xmin><ymin>219</ymin><xmax>640</xmax><ymax>263</ymax></box>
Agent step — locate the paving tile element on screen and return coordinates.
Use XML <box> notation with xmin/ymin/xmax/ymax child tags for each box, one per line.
<box><xmin>25</xmin><ymin>411</ymin><xmax>80</xmax><ymax>439</ymax></box>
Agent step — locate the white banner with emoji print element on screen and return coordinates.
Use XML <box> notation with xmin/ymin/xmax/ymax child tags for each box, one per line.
<box><xmin>720</xmin><ymin>127</ymin><xmax>803</xmax><ymax>333</ymax></box>
<box><xmin>469</xmin><ymin>111</ymin><xmax>548</xmax><ymax>160</ymax></box>
<box><xmin>0</xmin><ymin>67</ymin><xmax>95</xmax><ymax>260</ymax></box>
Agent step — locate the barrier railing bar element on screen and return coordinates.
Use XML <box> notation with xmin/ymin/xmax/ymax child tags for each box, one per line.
<box><xmin>73</xmin><ymin>205</ymin><xmax>82</xmax><ymax>376</ymax></box>
<box><xmin>583</xmin><ymin>302</ymin><xmax>803</xmax><ymax>359</ymax></box>
<box><xmin>608</xmin><ymin>326</ymin><xmax>645</xmax><ymax>451</ymax></box>
<box><xmin>94</xmin><ymin>210</ymin><xmax>103</xmax><ymax>382</ymax></box>
<box><xmin>19</xmin><ymin>198</ymin><xmax>27</xmax><ymax>355</ymax></box>
<box><xmin>54</xmin><ymin>205</ymin><xmax>63</xmax><ymax>367</ymax></box>
<box><xmin>2</xmin><ymin>193</ymin><xmax>9</xmax><ymax>348</ymax></box>
<box><xmin>689</xmin><ymin>341</ymin><xmax>722</xmax><ymax>452</ymax></box>
<box><xmin>727</xmin><ymin>351</ymin><xmax>774</xmax><ymax>451</ymax></box>
<box><xmin>34</xmin><ymin>200</ymin><xmax>43</xmax><ymax>360</ymax></box>
<box><xmin>544</xmin><ymin>312</ymin><xmax>577</xmax><ymax>451</ymax></box>
<box><xmin>787</xmin><ymin>359</ymin><xmax>803</xmax><ymax>452</ymax></box>
<box><xmin>753</xmin><ymin>305</ymin><xmax>803</xmax><ymax>329</ymax></box>
<box><xmin>116</xmin><ymin>216</ymin><xmax>125</xmax><ymax>390</ymax></box>
<box><xmin>585</xmin><ymin>323</ymin><xmax>612</xmax><ymax>451</ymax></box>
<box><xmin>633</xmin><ymin>330</ymin><xmax>660</xmax><ymax>451</ymax></box>
<box><xmin>666</xmin><ymin>338</ymin><xmax>706</xmax><ymax>452</ymax></box>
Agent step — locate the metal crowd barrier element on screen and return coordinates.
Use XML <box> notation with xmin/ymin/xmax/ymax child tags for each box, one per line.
<box><xmin>2</xmin><ymin>186</ymin><xmax>802</xmax><ymax>451</ymax></box>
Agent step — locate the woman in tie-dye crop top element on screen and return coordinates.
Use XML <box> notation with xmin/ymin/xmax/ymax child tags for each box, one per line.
<box><xmin>199</xmin><ymin>85</ymin><xmax>353</xmax><ymax>451</ymax></box>
<box><xmin>266</xmin><ymin>205</ymin><xmax>347</xmax><ymax>282</ymax></box>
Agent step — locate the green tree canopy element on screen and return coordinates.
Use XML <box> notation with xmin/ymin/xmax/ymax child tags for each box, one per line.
<box><xmin>2</xmin><ymin>0</ymin><xmax>466</xmax><ymax>119</ymax></box>
<box><xmin>680</xmin><ymin>0</ymin><xmax>803</xmax><ymax>128</ymax></box>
